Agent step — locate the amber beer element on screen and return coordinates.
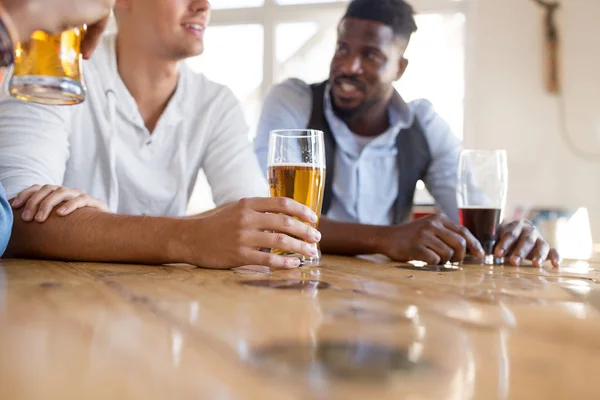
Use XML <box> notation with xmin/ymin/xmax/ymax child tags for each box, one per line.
<box><xmin>268</xmin><ymin>164</ymin><xmax>326</xmax><ymax>259</ymax></box>
<box><xmin>269</xmin><ymin>164</ymin><xmax>325</xmax><ymax>220</ymax></box>
<box><xmin>9</xmin><ymin>27</ymin><xmax>86</xmax><ymax>105</ymax></box>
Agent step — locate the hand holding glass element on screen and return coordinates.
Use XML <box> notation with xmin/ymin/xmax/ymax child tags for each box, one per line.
<box><xmin>267</xmin><ymin>130</ymin><xmax>326</xmax><ymax>266</ymax></box>
<box><xmin>457</xmin><ymin>150</ymin><xmax>508</xmax><ymax>265</ymax></box>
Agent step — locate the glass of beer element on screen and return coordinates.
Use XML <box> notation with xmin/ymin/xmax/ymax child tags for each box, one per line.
<box><xmin>457</xmin><ymin>150</ymin><xmax>508</xmax><ymax>265</ymax></box>
<box><xmin>267</xmin><ymin>129</ymin><xmax>326</xmax><ymax>266</ymax></box>
<box><xmin>8</xmin><ymin>27</ymin><xmax>86</xmax><ymax>105</ymax></box>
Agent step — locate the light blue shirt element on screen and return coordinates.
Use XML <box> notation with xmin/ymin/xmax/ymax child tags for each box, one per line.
<box><xmin>0</xmin><ymin>183</ymin><xmax>12</xmax><ymax>256</ymax></box>
<box><xmin>254</xmin><ymin>78</ymin><xmax>462</xmax><ymax>225</ymax></box>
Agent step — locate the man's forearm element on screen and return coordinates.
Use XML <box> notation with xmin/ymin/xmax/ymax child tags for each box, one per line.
<box><xmin>318</xmin><ymin>217</ymin><xmax>387</xmax><ymax>256</ymax></box>
<box><xmin>6</xmin><ymin>207</ymin><xmax>186</xmax><ymax>264</ymax></box>
<box><xmin>184</xmin><ymin>203</ymin><xmax>229</xmax><ymax>219</ymax></box>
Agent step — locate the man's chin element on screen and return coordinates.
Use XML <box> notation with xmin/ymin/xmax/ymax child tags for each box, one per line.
<box><xmin>331</xmin><ymin>101</ymin><xmax>364</xmax><ymax>122</ymax></box>
<box><xmin>173</xmin><ymin>45</ymin><xmax>204</xmax><ymax>61</ymax></box>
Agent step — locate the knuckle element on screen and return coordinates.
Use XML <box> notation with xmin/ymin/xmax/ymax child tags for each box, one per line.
<box><xmin>436</xmin><ymin>214</ymin><xmax>449</xmax><ymax>222</ymax></box>
<box><xmin>417</xmin><ymin>229</ymin><xmax>430</xmax><ymax>241</ymax></box>
<box><xmin>238</xmin><ymin>198</ymin><xmax>251</xmax><ymax>209</ymax></box>
<box><xmin>414</xmin><ymin>244</ymin><xmax>427</xmax><ymax>254</ymax></box>
<box><xmin>277</xmin><ymin>197</ymin><xmax>291</xmax><ymax>209</ymax></box>
<box><xmin>519</xmin><ymin>245</ymin><xmax>533</xmax><ymax>257</ymax></box>
<box><xmin>507</xmin><ymin>231</ymin><xmax>519</xmax><ymax>239</ymax></box>
<box><xmin>300</xmin><ymin>241</ymin><xmax>310</xmax><ymax>254</ymax></box>
<box><xmin>265</xmin><ymin>254</ymin><xmax>279</xmax><ymax>268</ymax></box>
<box><xmin>423</xmin><ymin>219</ymin><xmax>436</xmax><ymax>229</ymax></box>
<box><xmin>22</xmin><ymin>190</ymin><xmax>36</xmax><ymax>198</ymax></box>
<box><xmin>231</xmin><ymin>248</ymin><xmax>243</xmax><ymax>264</ymax></box>
<box><xmin>239</xmin><ymin>209</ymin><xmax>254</xmax><ymax>227</ymax></box>
<box><xmin>14</xmin><ymin>193</ymin><xmax>27</xmax><ymax>203</ymax></box>
<box><xmin>275</xmin><ymin>233</ymin><xmax>288</xmax><ymax>247</ymax></box>
<box><xmin>235</xmin><ymin>246</ymin><xmax>247</xmax><ymax>259</ymax></box>
<box><xmin>503</xmin><ymin>222</ymin><xmax>516</xmax><ymax>232</ymax></box>
<box><xmin>281</xmin><ymin>214</ymin><xmax>294</xmax><ymax>228</ymax></box>
<box><xmin>39</xmin><ymin>198</ymin><xmax>54</xmax><ymax>210</ymax></box>
<box><xmin>445</xmin><ymin>249</ymin><xmax>454</xmax><ymax>260</ymax></box>
<box><xmin>236</xmin><ymin>230</ymin><xmax>250</xmax><ymax>247</ymax></box>
<box><xmin>306</xmin><ymin>223</ymin><xmax>313</xmax><ymax>237</ymax></box>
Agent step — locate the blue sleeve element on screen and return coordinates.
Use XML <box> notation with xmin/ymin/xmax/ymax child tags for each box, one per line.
<box><xmin>0</xmin><ymin>183</ymin><xmax>13</xmax><ymax>256</ymax></box>
<box><xmin>412</xmin><ymin>99</ymin><xmax>463</xmax><ymax>223</ymax></box>
<box><xmin>254</xmin><ymin>79</ymin><xmax>313</xmax><ymax>176</ymax></box>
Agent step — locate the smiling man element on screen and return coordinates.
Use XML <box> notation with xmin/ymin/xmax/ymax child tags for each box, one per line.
<box><xmin>0</xmin><ymin>0</ymin><xmax>321</xmax><ymax>269</ymax></box>
<box><xmin>255</xmin><ymin>0</ymin><xmax>560</xmax><ymax>267</ymax></box>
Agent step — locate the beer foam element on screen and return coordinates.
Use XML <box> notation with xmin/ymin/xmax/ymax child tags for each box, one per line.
<box><xmin>267</xmin><ymin>163</ymin><xmax>326</xmax><ymax>169</ymax></box>
<box><xmin>458</xmin><ymin>206</ymin><xmax>501</xmax><ymax>209</ymax></box>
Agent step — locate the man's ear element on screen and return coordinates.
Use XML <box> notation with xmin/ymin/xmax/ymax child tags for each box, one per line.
<box><xmin>396</xmin><ymin>57</ymin><xmax>409</xmax><ymax>81</ymax></box>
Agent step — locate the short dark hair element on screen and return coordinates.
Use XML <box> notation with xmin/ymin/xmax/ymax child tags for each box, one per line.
<box><xmin>343</xmin><ymin>0</ymin><xmax>418</xmax><ymax>40</ymax></box>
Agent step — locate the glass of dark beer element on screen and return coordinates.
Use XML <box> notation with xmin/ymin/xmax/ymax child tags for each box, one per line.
<box><xmin>267</xmin><ymin>129</ymin><xmax>326</xmax><ymax>266</ymax></box>
<box><xmin>457</xmin><ymin>150</ymin><xmax>508</xmax><ymax>265</ymax></box>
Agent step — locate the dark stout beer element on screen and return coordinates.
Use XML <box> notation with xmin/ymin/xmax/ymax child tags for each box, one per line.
<box><xmin>459</xmin><ymin>207</ymin><xmax>502</xmax><ymax>254</ymax></box>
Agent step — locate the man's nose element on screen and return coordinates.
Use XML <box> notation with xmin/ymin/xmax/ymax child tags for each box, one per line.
<box><xmin>338</xmin><ymin>55</ymin><xmax>363</xmax><ymax>75</ymax></box>
<box><xmin>189</xmin><ymin>0</ymin><xmax>211</xmax><ymax>13</ymax></box>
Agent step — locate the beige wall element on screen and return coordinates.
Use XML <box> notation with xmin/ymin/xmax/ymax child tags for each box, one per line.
<box><xmin>463</xmin><ymin>0</ymin><xmax>600</xmax><ymax>238</ymax></box>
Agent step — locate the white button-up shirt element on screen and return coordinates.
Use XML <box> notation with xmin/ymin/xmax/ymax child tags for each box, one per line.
<box><xmin>0</xmin><ymin>34</ymin><xmax>269</xmax><ymax>215</ymax></box>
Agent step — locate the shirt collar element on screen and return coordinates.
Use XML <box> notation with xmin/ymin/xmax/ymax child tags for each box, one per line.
<box><xmin>102</xmin><ymin>33</ymin><xmax>185</xmax><ymax>129</ymax></box>
<box><xmin>323</xmin><ymin>84</ymin><xmax>414</xmax><ymax>152</ymax></box>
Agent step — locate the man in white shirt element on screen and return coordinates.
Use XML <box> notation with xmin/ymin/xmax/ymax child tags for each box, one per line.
<box><xmin>0</xmin><ymin>0</ymin><xmax>321</xmax><ymax>269</ymax></box>
<box><xmin>0</xmin><ymin>0</ymin><xmax>116</xmax><ymax>258</ymax></box>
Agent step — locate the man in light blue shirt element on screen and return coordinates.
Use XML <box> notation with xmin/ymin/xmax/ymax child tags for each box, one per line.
<box><xmin>257</xmin><ymin>81</ymin><xmax>458</xmax><ymax>227</ymax></box>
<box><xmin>255</xmin><ymin>0</ymin><xmax>560</xmax><ymax>267</ymax></box>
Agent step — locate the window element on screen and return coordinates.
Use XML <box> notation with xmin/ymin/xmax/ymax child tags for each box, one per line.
<box><xmin>397</xmin><ymin>13</ymin><xmax>465</xmax><ymax>137</ymax></box>
<box><xmin>273</xmin><ymin>12</ymin><xmax>465</xmax><ymax>137</ymax></box>
<box><xmin>188</xmin><ymin>0</ymin><xmax>467</xmax><ymax>213</ymax></box>
<box><xmin>187</xmin><ymin>24</ymin><xmax>264</xmax><ymax>139</ymax></box>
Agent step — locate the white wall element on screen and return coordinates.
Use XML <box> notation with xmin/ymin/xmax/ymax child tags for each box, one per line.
<box><xmin>463</xmin><ymin>0</ymin><xmax>600</xmax><ymax>238</ymax></box>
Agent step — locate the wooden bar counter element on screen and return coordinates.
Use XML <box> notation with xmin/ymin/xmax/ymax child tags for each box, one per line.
<box><xmin>1</xmin><ymin>255</ymin><xmax>599</xmax><ymax>399</ymax></box>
